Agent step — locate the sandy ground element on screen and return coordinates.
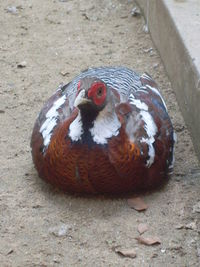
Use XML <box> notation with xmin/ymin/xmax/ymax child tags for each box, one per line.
<box><xmin>0</xmin><ymin>0</ymin><xmax>200</xmax><ymax>266</ymax></box>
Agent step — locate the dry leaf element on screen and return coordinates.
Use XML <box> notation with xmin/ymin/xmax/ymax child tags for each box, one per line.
<box><xmin>115</xmin><ymin>248</ymin><xmax>137</xmax><ymax>258</ymax></box>
<box><xmin>137</xmin><ymin>223</ymin><xmax>148</xmax><ymax>234</ymax></box>
<box><xmin>136</xmin><ymin>236</ymin><xmax>161</xmax><ymax>246</ymax></box>
<box><xmin>127</xmin><ymin>197</ymin><xmax>148</xmax><ymax>211</ymax></box>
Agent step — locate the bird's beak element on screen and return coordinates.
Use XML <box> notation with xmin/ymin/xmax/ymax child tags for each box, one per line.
<box><xmin>74</xmin><ymin>89</ymin><xmax>91</xmax><ymax>108</ymax></box>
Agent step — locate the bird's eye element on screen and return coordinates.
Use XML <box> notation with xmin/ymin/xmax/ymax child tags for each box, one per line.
<box><xmin>88</xmin><ymin>82</ymin><xmax>106</xmax><ymax>106</ymax></box>
<box><xmin>97</xmin><ymin>87</ymin><xmax>103</xmax><ymax>97</ymax></box>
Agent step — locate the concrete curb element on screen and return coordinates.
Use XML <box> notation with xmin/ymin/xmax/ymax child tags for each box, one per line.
<box><xmin>136</xmin><ymin>0</ymin><xmax>200</xmax><ymax>161</ymax></box>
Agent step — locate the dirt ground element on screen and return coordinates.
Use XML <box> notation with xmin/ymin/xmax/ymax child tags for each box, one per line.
<box><xmin>0</xmin><ymin>0</ymin><xmax>200</xmax><ymax>266</ymax></box>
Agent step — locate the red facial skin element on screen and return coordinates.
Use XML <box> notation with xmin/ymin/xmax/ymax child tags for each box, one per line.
<box><xmin>76</xmin><ymin>81</ymin><xmax>81</xmax><ymax>96</ymax></box>
<box><xmin>87</xmin><ymin>82</ymin><xmax>107</xmax><ymax>106</ymax></box>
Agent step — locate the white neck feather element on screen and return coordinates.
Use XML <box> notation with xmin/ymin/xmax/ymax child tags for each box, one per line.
<box><xmin>69</xmin><ymin>102</ymin><xmax>121</xmax><ymax>144</ymax></box>
<box><xmin>89</xmin><ymin>102</ymin><xmax>121</xmax><ymax>145</ymax></box>
<box><xmin>68</xmin><ymin>112</ymin><xmax>83</xmax><ymax>141</ymax></box>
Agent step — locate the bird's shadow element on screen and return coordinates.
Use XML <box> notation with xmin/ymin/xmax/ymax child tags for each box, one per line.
<box><xmin>28</xmin><ymin>165</ymin><xmax>170</xmax><ymax>219</ymax></box>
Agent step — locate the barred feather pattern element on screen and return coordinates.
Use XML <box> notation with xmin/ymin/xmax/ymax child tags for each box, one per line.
<box><xmin>31</xmin><ymin>67</ymin><xmax>175</xmax><ymax>194</ymax></box>
<box><xmin>62</xmin><ymin>67</ymin><xmax>142</xmax><ymax>109</ymax></box>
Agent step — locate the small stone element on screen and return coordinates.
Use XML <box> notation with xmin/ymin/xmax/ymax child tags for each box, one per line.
<box><xmin>53</xmin><ymin>257</ymin><xmax>60</xmax><ymax>263</ymax></box>
<box><xmin>32</xmin><ymin>204</ymin><xmax>42</xmax><ymax>209</ymax></box>
<box><xmin>185</xmin><ymin>222</ymin><xmax>197</xmax><ymax>230</ymax></box>
<box><xmin>49</xmin><ymin>224</ymin><xmax>71</xmax><ymax>237</ymax></box>
<box><xmin>82</xmin><ymin>13</ymin><xmax>90</xmax><ymax>20</ymax></box>
<box><xmin>17</xmin><ymin>61</ymin><xmax>27</xmax><ymax>68</ymax></box>
<box><xmin>144</xmin><ymin>47</ymin><xmax>153</xmax><ymax>53</ymax></box>
<box><xmin>131</xmin><ymin>7</ymin><xmax>141</xmax><ymax>17</ymax></box>
<box><xmin>60</xmin><ymin>70</ymin><xmax>70</xmax><ymax>76</ymax></box>
<box><xmin>193</xmin><ymin>202</ymin><xmax>200</xmax><ymax>213</ymax></box>
<box><xmin>6</xmin><ymin>6</ymin><xmax>18</xmax><ymax>14</ymax></box>
<box><xmin>175</xmin><ymin>224</ymin><xmax>184</xmax><ymax>230</ymax></box>
<box><xmin>143</xmin><ymin>24</ymin><xmax>149</xmax><ymax>33</ymax></box>
<box><xmin>174</xmin><ymin>122</ymin><xmax>185</xmax><ymax>132</ymax></box>
<box><xmin>153</xmin><ymin>63</ymin><xmax>159</xmax><ymax>69</ymax></box>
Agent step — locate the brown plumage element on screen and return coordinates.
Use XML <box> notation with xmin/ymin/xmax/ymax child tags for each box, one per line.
<box><xmin>31</xmin><ymin>67</ymin><xmax>175</xmax><ymax>194</ymax></box>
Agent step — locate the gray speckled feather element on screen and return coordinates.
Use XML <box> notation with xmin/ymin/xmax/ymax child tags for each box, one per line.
<box><xmin>61</xmin><ymin>67</ymin><xmax>141</xmax><ymax>109</ymax></box>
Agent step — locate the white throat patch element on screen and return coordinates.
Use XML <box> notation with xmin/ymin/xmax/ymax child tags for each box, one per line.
<box><xmin>89</xmin><ymin>104</ymin><xmax>121</xmax><ymax>145</ymax></box>
<box><xmin>69</xmin><ymin>104</ymin><xmax>121</xmax><ymax>144</ymax></box>
<box><xmin>68</xmin><ymin>112</ymin><xmax>83</xmax><ymax>141</ymax></box>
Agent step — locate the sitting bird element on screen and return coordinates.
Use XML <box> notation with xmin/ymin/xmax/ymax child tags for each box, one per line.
<box><xmin>31</xmin><ymin>67</ymin><xmax>175</xmax><ymax>194</ymax></box>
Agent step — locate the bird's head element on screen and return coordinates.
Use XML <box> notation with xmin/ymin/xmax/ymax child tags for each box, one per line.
<box><xmin>69</xmin><ymin>76</ymin><xmax>121</xmax><ymax>144</ymax></box>
<box><xmin>74</xmin><ymin>77</ymin><xmax>109</xmax><ymax>113</ymax></box>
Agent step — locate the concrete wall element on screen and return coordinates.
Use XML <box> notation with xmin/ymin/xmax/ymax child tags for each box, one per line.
<box><xmin>136</xmin><ymin>0</ymin><xmax>200</xmax><ymax>161</ymax></box>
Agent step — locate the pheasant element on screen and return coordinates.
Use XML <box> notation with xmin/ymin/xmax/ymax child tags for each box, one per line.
<box><xmin>31</xmin><ymin>67</ymin><xmax>175</xmax><ymax>194</ymax></box>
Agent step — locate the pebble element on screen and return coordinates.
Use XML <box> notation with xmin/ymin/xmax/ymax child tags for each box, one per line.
<box><xmin>185</xmin><ymin>222</ymin><xmax>197</xmax><ymax>230</ymax></box>
<box><xmin>193</xmin><ymin>202</ymin><xmax>200</xmax><ymax>213</ymax></box>
<box><xmin>143</xmin><ymin>24</ymin><xmax>149</xmax><ymax>33</ymax></box>
<box><xmin>153</xmin><ymin>63</ymin><xmax>159</xmax><ymax>69</ymax></box>
<box><xmin>49</xmin><ymin>224</ymin><xmax>71</xmax><ymax>237</ymax></box>
<box><xmin>17</xmin><ymin>61</ymin><xmax>27</xmax><ymax>68</ymax></box>
<box><xmin>131</xmin><ymin>7</ymin><xmax>141</xmax><ymax>17</ymax></box>
<box><xmin>144</xmin><ymin>47</ymin><xmax>153</xmax><ymax>53</ymax></box>
<box><xmin>6</xmin><ymin>6</ymin><xmax>18</xmax><ymax>14</ymax></box>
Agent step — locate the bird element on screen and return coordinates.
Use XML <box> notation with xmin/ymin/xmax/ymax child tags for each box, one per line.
<box><xmin>31</xmin><ymin>66</ymin><xmax>175</xmax><ymax>194</ymax></box>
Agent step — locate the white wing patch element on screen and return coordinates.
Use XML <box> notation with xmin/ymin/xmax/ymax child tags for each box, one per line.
<box><xmin>90</xmin><ymin>104</ymin><xmax>121</xmax><ymax>145</ymax></box>
<box><xmin>40</xmin><ymin>95</ymin><xmax>66</xmax><ymax>148</ymax></box>
<box><xmin>129</xmin><ymin>94</ymin><xmax>157</xmax><ymax>167</ymax></box>
<box><xmin>140</xmin><ymin>111</ymin><xmax>157</xmax><ymax>167</ymax></box>
<box><xmin>68</xmin><ymin>112</ymin><xmax>83</xmax><ymax>141</ymax></box>
<box><xmin>129</xmin><ymin>96</ymin><xmax>148</xmax><ymax>111</ymax></box>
